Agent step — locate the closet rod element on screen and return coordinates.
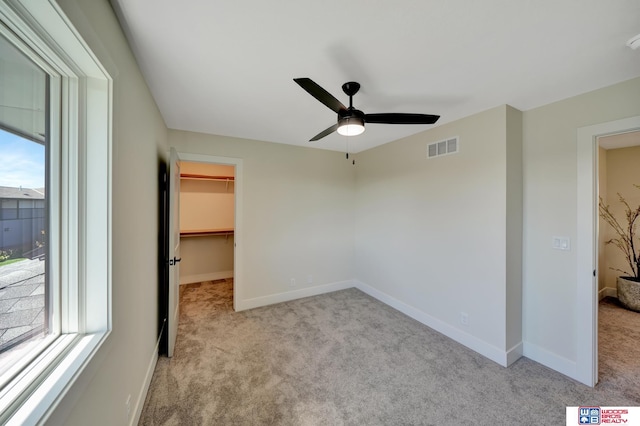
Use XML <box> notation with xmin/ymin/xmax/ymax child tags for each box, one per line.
<box><xmin>180</xmin><ymin>228</ymin><xmax>234</xmax><ymax>237</ymax></box>
<box><xmin>180</xmin><ymin>173</ymin><xmax>234</xmax><ymax>182</ymax></box>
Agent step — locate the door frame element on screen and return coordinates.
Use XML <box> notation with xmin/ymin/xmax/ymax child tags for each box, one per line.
<box><xmin>176</xmin><ymin>152</ymin><xmax>243</xmax><ymax>311</ymax></box>
<box><xmin>576</xmin><ymin>115</ymin><xmax>640</xmax><ymax>386</ymax></box>
<box><xmin>168</xmin><ymin>148</ymin><xmax>181</xmax><ymax>357</ymax></box>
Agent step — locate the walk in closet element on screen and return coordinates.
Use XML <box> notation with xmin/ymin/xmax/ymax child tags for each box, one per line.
<box><xmin>179</xmin><ymin>161</ymin><xmax>235</xmax><ymax>285</ymax></box>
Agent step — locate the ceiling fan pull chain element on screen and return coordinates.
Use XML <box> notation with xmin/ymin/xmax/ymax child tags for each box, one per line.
<box><xmin>346</xmin><ymin>133</ymin><xmax>350</xmax><ymax>160</ymax></box>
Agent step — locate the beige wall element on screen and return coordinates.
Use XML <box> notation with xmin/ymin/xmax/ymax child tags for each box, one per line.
<box><xmin>180</xmin><ymin>235</ymin><xmax>235</xmax><ymax>282</ymax></box>
<box><xmin>170</xmin><ymin>131</ymin><xmax>356</xmax><ymax>302</ymax></box>
<box><xmin>505</xmin><ymin>106</ymin><xmax>523</xmax><ymax>351</ymax></box>
<box><xmin>180</xmin><ymin>162</ymin><xmax>234</xmax><ymax>177</ymax></box>
<box><xmin>602</xmin><ymin>145</ymin><xmax>640</xmax><ymax>290</ymax></box>
<box><xmin>354</xmin><ymin>105</ymin><xmax>522</xmax><ymax>360</ymax></box>
<box><xmin>180</xmin><ymin>179</ymin><xmax>234</xmax><ymax>231</ymax></box>
<box><xmin>48</xmin><ymin>0</ymin><xmax>169</xmax><ymax>424</ymax></box>
<box><xmin>522</xmin><ymin>77</ymin><xmax>640</xmax><ymax>365</ymax></box>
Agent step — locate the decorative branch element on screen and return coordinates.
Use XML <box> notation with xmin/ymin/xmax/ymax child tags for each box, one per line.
<box><xmin>599</xmin><ymin>184</ymin><xmax>640</xmax><ymax>279</ymax></box>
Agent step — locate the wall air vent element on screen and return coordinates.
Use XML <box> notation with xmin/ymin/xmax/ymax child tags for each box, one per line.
<box><xmin>427</xmin><ymin>136</ymin><xmax>458</xmax><ymax>159</ymax></box>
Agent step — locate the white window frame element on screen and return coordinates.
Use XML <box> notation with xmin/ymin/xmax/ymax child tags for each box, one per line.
<box><xmin>0</xmin><ymin>0</ymin><xmax>112</xmax><ymax>424</ymax></box>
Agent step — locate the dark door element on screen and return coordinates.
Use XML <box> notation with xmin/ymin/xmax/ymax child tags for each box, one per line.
<box><xmin>158</xmin><ymin>160</ymin><xmax>169</xmax><ymax>355</ymax></box>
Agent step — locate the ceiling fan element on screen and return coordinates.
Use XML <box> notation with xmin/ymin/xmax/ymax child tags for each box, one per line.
<box><xmin>294</xmin><ymin>77</ymin><xmax>440</xmax><ymax>142</ymax></box>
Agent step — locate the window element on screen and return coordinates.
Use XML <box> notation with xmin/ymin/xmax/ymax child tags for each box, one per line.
<box><xmin>0</xmin><ymin>20</ymin><xmax>52</xmax><ymax>405</ymax></box>
<box><xmin>0</xmin><ymin>39</ymin><xmax>48</xmax><ymax>330</ymax></box>
<box><xmin>0</xmin><ymin>30</ymin><xmax>51</xmax><ymax>384</ymax></box>
<box><xmin>0</xmin><ymin>1</ymin><xmax>112</xmax><ymax>424</ymax></box>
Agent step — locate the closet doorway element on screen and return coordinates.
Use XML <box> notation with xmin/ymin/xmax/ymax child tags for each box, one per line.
<box><xmin>576</xmin><ymin>115</ymin><xmax>640</xmax><ymax>386</ymax></box>
<box><xmin>175</xmin><ymin>153</ymin><xmax>243</xmax><ymax>312</ymax></box>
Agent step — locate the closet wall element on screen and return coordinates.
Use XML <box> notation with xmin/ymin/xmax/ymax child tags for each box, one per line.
<box><xmin>179</xmin><ymin>162</ymin><xmax>235</xmax><ymax>284</ymax></box>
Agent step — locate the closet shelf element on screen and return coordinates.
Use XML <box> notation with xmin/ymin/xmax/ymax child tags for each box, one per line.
<box><xmin>180</xmin><ymin>173</ymin><xmax>234</xmax><ymax>182</ymax></box>
<box><xmin>180</xmin><ymin>228</ymin><xmax>234</xmax><ymax>238</ymax></box>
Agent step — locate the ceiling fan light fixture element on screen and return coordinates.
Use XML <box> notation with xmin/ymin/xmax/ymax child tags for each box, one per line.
<box><xmin>337</xmin><ymin>116</ymin><xmax>365</xmax><ymax>136</ymax></box>
<box><xmin>294</xmin><ymin>78</ymin><xmax>439</xmax><ymax>142</ymax></box>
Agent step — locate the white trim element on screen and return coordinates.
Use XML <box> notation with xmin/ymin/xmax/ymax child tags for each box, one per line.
<box><xmin>354</xmin><ymin>280</ymin><xmax>518</xmax><ymax>367</ymax></box>
<box><xmin>130</xmin><ymin>337</ymin><xmax>160</xmax><ymax>426</ymax></box>
<box><xmin>180</xmin><ymin>271</ymin><xmax>234</xmax><ymax>285</ymax></box>
<box><xmin>506</xmin><ymin>342</ymin><xmax>524</xmax><ymax>366</ymax></box>
<box><xmin>7</xmin><ymin>332</ymin><xmax>108</xmax><ymax>425</ymax></box>
<box><xmin>576</xmin><ymin>124</ymin><xmax>598</xmax><ymax>387</ymax></box>
<box><xmin>176</xmin><ymin>152</ymin><xmax>244</xmax><ymax>312</ymax></box>
<box><xmin>235</xmin><ymin>280</ymin><xmax>354</xmax><ymax>312</ymax></box>
<box><xmin>576</xmin><ymin>115</ymin><xmax>640</xmax><ymax>387</ymax></box>
<box><xmin>0</xmin><ymin>0</ymin><xmax>113</xmax><ymax>423</ymax></box>
<box><xmin>0</xmin><ymin>335</ymin><xmax>75</xmax><ymax>424</ymax></box>
<box><xmin>13</xmin><ymin>1</ymin><xmax>108</xmax><ymax>78</ymax></box>
<box><xmin>598</xmin><ymin>287</ymin><xmax>617</xmax><ymax>300</ymax></box>
<box><xmin>522</xmin><ymin>341</ymin><xmax>577</xmax><ymax>379</ymax></box>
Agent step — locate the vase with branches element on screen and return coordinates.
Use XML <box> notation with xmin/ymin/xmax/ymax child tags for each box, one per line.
<box><xmin>599</xmin><ymin>184</ymin><xmax>640</xmax><ymax>312</ymax></box>
<box><xmin>599</xmin><ymin>184</ymin><xmax>640</xmax><ymax>281</ymax></box>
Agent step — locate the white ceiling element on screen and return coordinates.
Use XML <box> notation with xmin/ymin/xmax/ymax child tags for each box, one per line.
<box><xmin>110</xmin><ymin>0</ymin><xmax>640</xmax><ymax>153</ymax></box>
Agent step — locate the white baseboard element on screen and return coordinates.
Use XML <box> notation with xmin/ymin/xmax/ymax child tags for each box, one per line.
<box><xmin>180</xmin><ymin>270</ymin><xmax>233</xmax><ymax>285</ymax></box>
<box><xmin>523</xmin><ymin>341</ymin><xmax>577</xmax><ymax>381</ymax></box>
<box><xmin>131</xmin><ymin>335</ymin><xmax>160</xmax><ymax>426</ymax></box>
<box><xmin>506</xmin><ymin>342</ymin><xmax>524</xmax><ymax>367</ymax></box>
<box><xmin>353</xmin><ymin>280</ymin><xmax>517</xmax><ymax>367</ymax></box>
<box><xmin>235</xmin><ymin>280</ymin><xmax>354</xmax><ymax>311</ymax></box>
<box><xmin>598</xmin><ymin>286</ymin><xmax>617</xmax><ymax>300</ymax></box>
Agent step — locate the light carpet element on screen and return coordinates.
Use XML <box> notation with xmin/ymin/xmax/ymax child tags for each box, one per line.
<box><xmin>139</xmin><ymin>281</ymin><xmax>639</xmax><ymax>425</ymax></box>
<box><xmin>597</xmin><ymin>297</ymin><xmax>640</xmax><ymax>402</ymax></box>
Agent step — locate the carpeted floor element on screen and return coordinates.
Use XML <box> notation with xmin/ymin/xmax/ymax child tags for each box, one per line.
<box><xmin>139</xmin><ymin>281</ymin><xmax>639</xmax><ymax>425</ymax></box>
<box><xmin>597</xmin><ymin>297</ymin><xmax>640</xmax><ymax>402</ymax></box>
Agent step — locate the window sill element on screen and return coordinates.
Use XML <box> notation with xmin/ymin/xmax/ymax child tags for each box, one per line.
<box><xmin>2</xmin><ymin>331</ymin><xmax>109</xmax><ymax>425</ymax></box>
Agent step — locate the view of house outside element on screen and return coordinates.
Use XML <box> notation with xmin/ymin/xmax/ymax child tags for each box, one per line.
<box><xmin>0</xmin><ymin>128</ymin><xmax>47</xmax><ymax>362</ymax></box>
<box><xmin>0</xmin><ymin>25</ymin><xmax>49</xmax><ymax>372</ymax></box>
<box><xmin>0</xmin><ymin>186</ymin><xmax>46</xmax><ymax>353</ymax></box>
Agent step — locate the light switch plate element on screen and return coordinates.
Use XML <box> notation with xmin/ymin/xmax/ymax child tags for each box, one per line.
<box><xmin>552</xmin><ymin>236</ymin><xmax>571</xmax><ymax>251</ymax></box>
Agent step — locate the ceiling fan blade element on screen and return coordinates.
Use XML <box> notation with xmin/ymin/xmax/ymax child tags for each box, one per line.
<box><xmin>364</xmin><ymin>113</ymin><xmax>440</xmax><ymax>125</ymax></box>
<box><xmin>310</xmin><ymin>123</ymin><xmax>339</xmax><ymax>141</ymax></box>
<box><xmin>294</xmin><ymin>78</ymin><xmax>347</xmax><ymax>113</ymax></box>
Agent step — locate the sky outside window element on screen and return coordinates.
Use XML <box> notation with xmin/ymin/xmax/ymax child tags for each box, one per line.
<box><xmin>0</xmin><ymin>128</ymin><xmax>45</xmax><ymax>189</ymax></box>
